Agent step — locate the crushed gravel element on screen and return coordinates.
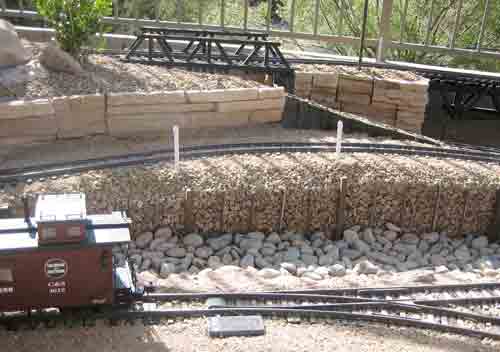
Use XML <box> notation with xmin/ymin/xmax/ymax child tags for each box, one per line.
<box><xmin>16</xmin><ymin>41</ymin><xmax>262</xmax><ymax>99</ymax></box>
<box><xmin>294</xmin><ymin>63</ymin><xmax>423</xmax><ymax>81</ymax></box>
<box><xmin>1</xmin><ymin>317</ymin><xmax>498</xmax><ymax>352</ymax></box>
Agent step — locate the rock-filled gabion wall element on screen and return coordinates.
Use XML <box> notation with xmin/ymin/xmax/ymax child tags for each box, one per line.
<box><xmin>294</xmin><ymin>68</ymin><xmax>428</xmax><ymax>134</ymax></box>
<box><xmin>3</xmin><ymin>153</ymin><xmax>499</xmax><ymax>240</ymax></box>
<box><xmin>111</xmin><ymin>223</ymin><xmax>500</xmax><ymax>280</ymax></box>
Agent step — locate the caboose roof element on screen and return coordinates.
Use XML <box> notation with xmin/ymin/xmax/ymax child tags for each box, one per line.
<box><xmin>0</xmin><ymin>212</ymin><xmax>130</xmax><ymax>253</ymax></box>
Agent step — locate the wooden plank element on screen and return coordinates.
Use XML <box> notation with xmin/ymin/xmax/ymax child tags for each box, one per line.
<box><xmin>336</xmin><ymin>177</ymin><xmax>347</xmax><ymax>241</ymax></box>
<box><xmin>431</xmin><ymin>183</ymin><xmax>441</xmax><ymax>232</ymax></box>
<box><xmin>184</xmin><ymin>189</ymin><xmax>195</xmax><ymax>233</ymax></box>
<box><xmin>487</xmin><ymin>189</ymin><xmax>500</xmax><ymax>242</ymax></box>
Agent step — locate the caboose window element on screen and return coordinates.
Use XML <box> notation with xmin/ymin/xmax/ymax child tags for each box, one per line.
<box><xmin>0</xmin><ymin>268</ymin><xmax>13</xmax><ymax>282</ymax></box>
<box><xmin>67</xmin><ymin>226</ymin><xmax>81</xmax><ymax>238</ymax></box>
<box><xmin>41</xmin><ymin>226</ymin><xmax>57</xmax><ymax>240</ymax></box>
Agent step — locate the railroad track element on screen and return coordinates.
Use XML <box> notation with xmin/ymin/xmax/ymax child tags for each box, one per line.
<box><xmin>3</xmin><ymin>282</ymin><xmax>500</xmax><ymax>340</ymax></box>
<box><xmin>1</xmin><ymin>142</ymin><xmax>499</xmax><ymax>185</ymax></box>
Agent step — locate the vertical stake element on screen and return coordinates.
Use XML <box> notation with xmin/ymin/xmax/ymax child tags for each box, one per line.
<box><xmin>458</xmin><ymin>189</ymin><xmax>469</xmax><ymax>236</ymax></box>
<box><xmin>336</xmin><ymin>177</ymin><xmax>347</xmax><ymax>240</ymax></box>
<box><xmin>248</xmin><ymin>191</ymin><xmax>256</xmax><ymax>233</ymax></box>
<box><xmin>173</xmin><ymin>125</ymin><xmax>180</xmax><ymax>172</ymax></box>
<box><xmin>431</xmin><ymin>183</ymin><xmax>441</xmax><ymax>232</ymax></box>
<box><xmin>336</xmin><ymin>120</ymin><xmax>343</xmax><ymax>157</ymax></box>
<box><xmin>487</xmin><ymin>189</ymin><xmax>500</xmax><ymax>242</ymax></box>
<box><xmin>279</xmin><ymin>188</ymin><xmax>287</xmax><ymax>233</ymax></box>
<box><xmin>184</xmin><ymin>189</ymin><xmax>194</xmax><ymax>233</ymax></box>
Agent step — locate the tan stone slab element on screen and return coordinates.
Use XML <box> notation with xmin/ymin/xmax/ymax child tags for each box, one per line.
<box><xmin>186</xmin><ymin>88</ymin><xmax>259</xmax><ymax>103</ymax></box>
<box><xmin>294</xmin><ymin>73</ymin><xmax>314</xmax><ymax>88</ymax></box>
<box><xmin>337</xmin><ymin>93</ymin><xmax>371</xmax><ymax>105</ymax></box>
<box><xmin>108</xmin><ymin>113</ymin><xmax>190</xmax><ymax>136</ymax></box>
<box><xmin>190</xmin><ymin>111</ymin><xmax>250</xmax><ymax>128</ymax></box>
<box><xmin>52</xmin><ymin>95</ymin><xmax>106</xmax><ymax>139</ymax></box>
<box><xmin>0</xmin><ymin>115</ymin><xmax>57</xmax><ymax>137</ymax></box>
<box><xmin>108</xmin><ymin>103</ymin><xmax>215</xmax><ymax>116</ymax></box>
<box><xmin>216</xmin><ymin>98</ymin><xmax>284</xmax><ymax>113</ymax></box>
<box><xmin>338</xmin><ymin>75</ymin><xmax>373</xmax><ymax>95</ymax></box>
<box><xmin>374</xmin><ymin>79</ymin><xmax>401</xmax><ymax>91</ymax></box>
<box><xmin>312</xmin><ymin>73</ymin><xmax>338</xmax><ymax>89</ymax></box>
<box><xmin>249</xmin><ymin>110</ymin><xmax>282</xmax><ymax>124</ymax></box>
<box><xmin>310</xmin><ymin>91</ymin><xmax>337</xmax><ymax>108</ymax></box>
<box><xmin>258</xmin><ymin>87</ymin><xmax>285</xmax><ymax>99</ymax></box>
<box><xmin>0</xmin><ymin>135</ymin><xmax>55</xmax><ymax>146</ymax></box>
<box><xmin>341</xmin><ymin>103</ymin><xmax>396</xmax><ymax>125</ymax></box>
<box><xmin>107</xmin><ymin>91</ymin><xmax>187</xmax><ymax>106</ymax></box>
<box><xmin>399</xmin><ymin>79</ymin><xmax>429</xmax><ymax>92</ymax></box>
<box><xmin>294</xmin><ymin>89</ymin><xmax>311</xmax><ymax>99</ymax></box>
<box><xmin>396</xmin><ymin>111</ymin><xmax>425</xmax><ymax>122</ymax></box>
<box><xmin>0</xmin><ymin>99</ymin><xmax>54</xmax><ymax>120</ymax></box>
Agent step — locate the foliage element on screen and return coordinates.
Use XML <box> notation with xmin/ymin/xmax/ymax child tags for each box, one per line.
<box><xmin>35</xmin><ymin>0</ymin><xmax>112</xmax><ymax>57</ymax></box>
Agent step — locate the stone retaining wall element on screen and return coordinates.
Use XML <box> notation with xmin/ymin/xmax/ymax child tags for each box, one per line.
<box><xmin>0</xmin><ymin>87</ymin><xmax>285</xmax><ymax>144</ymax></box>
<box><xmin>295</xmin><ymin>72</ymin><xmax>428</xmax><ymax>133</ymax></box>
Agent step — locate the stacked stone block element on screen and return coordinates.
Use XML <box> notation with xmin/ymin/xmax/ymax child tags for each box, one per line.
<box><xmin>105</xmin><ymin>87</ymin><xmax>285</xmax><ymax>137</ymax></box>
<box><xmin>0</xmin><ymin>87</ymin><xmax>285</xmax><ymax>144</ymax></box>
<box><xmin>0</xmin><ymin>99</ymin><xmax>57</xmax><ymax>144</ymax></box>
<box><xmin>295</xmin><ymin>71</ymin><xmax>429</xmax><ymax>134</ymax></box>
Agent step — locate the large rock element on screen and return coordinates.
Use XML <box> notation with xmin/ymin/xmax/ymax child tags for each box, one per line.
<box><xmin>356</xmin><ymin>260</ymin><xmax>379</xmax><ymax>275</ymax></box>
<box><xmin>136</xmin><ymin>231</ymin><xmax>153</xmax><ymax>249</ymax></box>
<box><xmin>0</xmin><ymin>20</ymin><xmax>30</xmax><ymax>67</ymax></box>
<box><xmin>155</xmin><ymin>226</ymin><xmax>173</xmax><ymax>239</ymax></box>
<box><xmin>330</xmin><ymin>263</ymin><xmax>347</xmax><ymax>277</ymax></box>
<box><xmin>39</xmin><ymin>43</ymin><xmax>83</xmax><ymax>75</ymax></box>
<box><xmin>240</xmin><ymin>254</ymin><xmax>255</xmax><ymax>267</ymax></box>
<box><xmin>471</xmin><ymin>236</ymin><xmax>488</xmax><ymax>250</ymax></box>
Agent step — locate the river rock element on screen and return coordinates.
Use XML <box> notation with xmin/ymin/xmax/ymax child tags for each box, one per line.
<box><xmin>195</xmin><ymin>246</ymin><xmax>213</xmax><ymax>258</ymax></box>
<box><xmin>343</xmin><ymin>229</ymin><xmax>359</xmax><ymax>243</ymax></box>
<box><xmin>357</xmin><ymin>260</ymin><xmax>379</xmax><ymax>275</ymax></box>
<box><xmin>341</xmin><ymin>249</ymin><xmax>362</xmax><ymax>260</ymax></box>
<box><xmin>207</xmin><ymin>233</ymin><xmax>233</xmax><ymax>250</ymax></box>
<box><xmin>302</xmin><ymin>271</ymin><xmax>323</xmax><ymax>280</ymax></box>
<box><xmin>330</xmin><ymin>263</ymin><xmax>347</xmax><ymax>277</ymax></box>
<box><xmin>183</xmin><ymin>233</ymin><xmax>204</xmax><ymax>247</ymax></box>
<box><xmin>238</xmin><ymin>254</ymin><xmax>254</xmax><ymax>268</ymax></box>
<box><xmin>400</xmin><ymin>233</ymin><xmax>419</xmax><ymax>245</ymax></box>
<box><xmin>136</xmin><ymin>231</ymin><xmax>153</xmax><ymax>248</ymax></box>
<box><xmin>352</xmin><ymin>239</ymin><xmax>371</xmax><ymax>254</ymax></box>
<box><xmin>266</xmin><ymin>232</ymin><xmax>281</xmax><ymax>244</ymax></box>
<box><xmin>471</xmin><ymin>236</ymin><xmax>488</xmax><ymax>250</ymax></box>
<box><xmin>155</xmin><ymin>226</ymin><xmax>173</xmax><ymax>239</ymax></box>
<box><xmin>362</xmin><ymin>228</ymin><xmax>375</xmax><ymax>244</ymax></box>
<box><xmin>240</xmin><ymin>238</ymin><xmax>263</xmax><ymax>251</ymax></box>
<box><xmin>140</xmin><ymin>258</ymin><xmax>152</xmax><ymax>271</ymax></box>
<box><xmin>383</xmin><ymin>230</ymin><xmax>398</xmax><ymax>242</ymax></box>
<box><xmin>386</xmin><ymin>223</ymin><xmax>401</xmax><ymax>232</ymax></box>
<box><xmin>160</xmin><ymin>262</ymin><xmax>177</xmax><ymax>278</ymax></box>
<box><xmin>149</xmin><ymin>237</ymin><xmax>167</xmax><ymax>250</ymax></box>
<box><xmin>208</xmin><ymin>256</ymin><xmax>222</xmax><ymax>269</ymax></box>
<box><xmin>301</xmin><ymin>254</ymin><xmax>318</xmax><ymax>266</ymax></box>
<box><xmin>166</xmin><ymin>247</ymin><xmax>186</xmax><ymax>258</ymax></box>
<box><xmin>280</xmin><ymin>262</ymin><xmax>297</xmax><ymax>275</ymax></box>
<box><xmin>255</xmin><ymin>256</ymin><xmax>271</xmax><ymax>269</ymax></box>
<box><xmin>284</xmin><ymin>247</ymin><xmax>301</xmax><ymax>262</ymax></box>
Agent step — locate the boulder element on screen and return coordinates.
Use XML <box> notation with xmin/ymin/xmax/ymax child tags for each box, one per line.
<box><xmin>356</xmin><ymin>260</ymin><xmax>379</xmax><ymax>275</ymax></box>
<box><xmin>471</xmin><ymin>236</ymin><xmax>488</xmax><ymax>250</ymax></box>
<box><xmin>386</xmin><ymin>223</ymin><xmax>401</xmax><ymax>232</ymax></box>
<box><xmin>155</xmin><ymin>226</ymin><xmax>173</xmax><ymax>239</ymax></box>
<box><xmin>280</xmin><ymin>262</ymin><xmax>297</xmax><ymax>275</ymax></box>
<box><xmin>195</xmin><ymin>246</ymin><xmax>213</xmax><ymax>259</ymax></box>
<box><xmin>39</xmin><ymin>43</ymin><xmax>83</xmax><ymax>75</ymax></box>
<box><xmin>166</xmin><ymin>247</ymin><xmax>187</xmax><ymax>258</ymax></box>
<box><xmin>240</xmin><ymin>254</ymin><xmax>255</xmax><ymax>268</ymax></box>
<box><xmin>160</xmin><ymin>262</ymin><xmax>177</xmax><ymax>278</ymax></box>
<box><xmin>343</xmin><ymin>229</ymin><xmax>359</xmax><ymax>243</ymax></box>
<box><xmin>207</xmin><ymin>233</ymin><xmax>233</xmax><ymax>251</ymax></box>
<box><xmin>0</xmin><ymin>20</ymin><xmax>30</xmax><ymax>67</ymax></box>
<box><xmin>266</xmin><ymin>232</ymin><xmax>281</xmax><ymax>244</ymax></box>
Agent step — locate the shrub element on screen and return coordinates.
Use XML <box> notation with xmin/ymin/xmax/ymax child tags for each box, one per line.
<box><xmin>35</xmin><ymin>0</ymin><xmax>112</xmax><ymax>57</ymax></box>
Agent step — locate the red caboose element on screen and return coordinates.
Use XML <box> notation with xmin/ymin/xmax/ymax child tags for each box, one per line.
<box><xmin>0</xmin><ymin>193</ymin><xmax>134</xmax><ymax>312</ymax></box>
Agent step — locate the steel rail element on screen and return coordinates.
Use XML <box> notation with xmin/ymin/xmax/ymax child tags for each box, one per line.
<box><xmin>139</xmin><ymin>282</ymin><xmax>500</xmax><ymax>301</ymax></box>
<box><xmin>1</xmin><ymin>142</ymin><xmax>499</xmax><ymax>184</ymax></box>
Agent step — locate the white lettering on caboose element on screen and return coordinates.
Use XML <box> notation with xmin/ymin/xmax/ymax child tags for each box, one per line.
<box><xmin>0</xmin><ymin>287</ymin><xmax>14</xmax><ymax>294</ymax></box>
<box><xmin>48</xmin><ymin>281</ymin><xmax>66</xmax><ymax>294</ymax></box>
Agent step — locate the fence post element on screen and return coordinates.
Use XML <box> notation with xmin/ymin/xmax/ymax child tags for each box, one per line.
<box><xmin>376</xmin><ymin>0</ymin><xmax>394</xmax><ymax>63</ymax></box>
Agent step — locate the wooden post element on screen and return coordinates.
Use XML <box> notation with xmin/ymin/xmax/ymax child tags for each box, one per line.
<box><xmin>247</xmin><ymin>191</ymin><xmax>256</xmax><ymax>232</ymax></box>
<box><xmin>369</xmin><ymin>183</ymin><xmax>378</xmax><ymax>227</ymax></box>
<box><xmin>457</xmin><ymin>189</ymin><xmax>469</xmax><ymax>236</ymax></box>
<box><xmin>336</xmin><ymin>177</ymin><xmax>347</xmax><ymax>241</ymax></box>
<box><xmin>218</xmin><ymin>191</ymin><xmax>225</xmax><ymax>233</ymax></box>
<box><xmin>305</xmin><ymin>189</ymin><xmax>312</xmax><ymax>234</ymax></box>
<box><xmin>184</xmin><ymin>189</ymin><xmax>195</xmax><ymax>233</ymax></box>
<box><xmin>487</xmin><ymin>189</ymin><xmax>500</xmax><ymax>242</ymax></box>
<box><xmin>431</xmin><ymin>183</ymin><xmax>441</xmax><ymax>232</ymax></box>
<box><xmin>279</xmin><ymin>188</ymin><xmax>287</xmax><ymax>233</ymax></box>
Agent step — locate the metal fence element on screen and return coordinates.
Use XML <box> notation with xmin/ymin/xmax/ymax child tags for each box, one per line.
<box><xmin>1</xmin><ymin>0</ymin><xmax>499</xmax><ymax>61</ymax></box>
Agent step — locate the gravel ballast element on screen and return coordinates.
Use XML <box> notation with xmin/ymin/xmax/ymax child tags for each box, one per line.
<box><xmin>1</xmin><ymin>317</ymin><xmax>498</xmax><ymax>351</ymax></box>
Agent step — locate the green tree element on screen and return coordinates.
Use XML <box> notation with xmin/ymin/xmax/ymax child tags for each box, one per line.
<box><xmin>35</xmin><ymin>0</ymin><xmax>112</xmax><ymax>57</ymax></box>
